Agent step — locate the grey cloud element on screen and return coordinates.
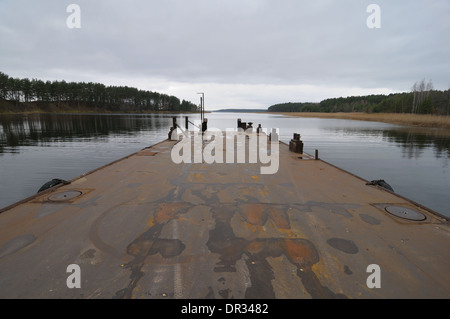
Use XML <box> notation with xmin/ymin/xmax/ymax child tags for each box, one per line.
<box><xmin>1</xmin><ymin>0</ymin><xmax>449</xmax><ymax>108</ymax></box>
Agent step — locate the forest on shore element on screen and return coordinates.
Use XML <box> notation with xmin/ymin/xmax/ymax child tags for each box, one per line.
<box><xmin>268</xmin><ymin>80</ymin><xmax>450</xmax><ymax>116</ymax></box>
<box><xmin>0</xmin><ymin>72</ymin><xmax>199</xmax><ymax>113</ymax></box>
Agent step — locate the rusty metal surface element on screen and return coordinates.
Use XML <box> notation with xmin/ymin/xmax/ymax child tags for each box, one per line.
<box><xmin>0</xmin><ymin>138</ymin><xmax>449</xmax><ymax>299</ymax></box>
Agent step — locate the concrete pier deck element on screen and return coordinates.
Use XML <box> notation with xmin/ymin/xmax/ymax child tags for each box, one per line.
<box><xmin>0</xmin><ymin>135</ymin><xmax>449</xmax><ymax>299</ymax></box>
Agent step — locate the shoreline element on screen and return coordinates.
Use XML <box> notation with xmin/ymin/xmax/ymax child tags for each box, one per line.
<box><xmin>0</xmin><ymin>99</ymin><xmax>205</xmax><ymax>115</ymax></box>
<box><xmin>267</xmin><ymin>112</ymin><xmax>450</xmax><ymax>130</ymax></box>
<box><xmin>0</xmin><ymin>110</ymin><xmax>206</xmax><ymax>116</ymax></box>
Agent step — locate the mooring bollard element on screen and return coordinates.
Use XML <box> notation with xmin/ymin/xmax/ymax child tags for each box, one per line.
<box><xmin>289</xmin><ymin>133</ymin><xmax>304</xmax><ymax>154</ymax></box>
<box><xmin>168</xmin><ymin>117</ymin><xmax>178</xmax><ymax>140</ymax></box>
<box><xmin>202</xmin><ymin>118</ymin><xmax>208</xmax><ymax>132</ymax></box>
<box><xmin>257</xmin><ymin>124</ymin><xmax>262</xmax><ymax>134</ymax></box>
<box><xmin>237</xmin><ymin>118</ymin><xmax>247</xmax><ymax>131</ymax></box>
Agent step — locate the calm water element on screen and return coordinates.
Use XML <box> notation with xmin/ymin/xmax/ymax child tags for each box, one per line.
<box><xmin>1</xmin><ymin>112</ymin><xmax>449</xmax><ymax>217</ymax></box>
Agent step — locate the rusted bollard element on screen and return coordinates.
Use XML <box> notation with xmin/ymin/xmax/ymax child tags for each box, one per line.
<box><xmin>289</xmin><ymin>133</ymin><xmax>304</xmax><ymax>154</ymax></box>
<box><xmin>169</xmin><ymin>117</ymin><xmax>178</xmax><ymax>140</ymax></box>
<box><xmin>202</xmin><ymin>118</ymin><xmax>208</xmax><ymax>132</ymax></box>
<box><xmin>237</xmin><ymin>118</ymin><xmax>247</xmax><ymax>130</ymax></box>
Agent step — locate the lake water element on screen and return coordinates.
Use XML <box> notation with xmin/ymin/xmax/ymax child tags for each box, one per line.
<box><xmin>1</xmin><ymin>112</ymin><xmax>449</xmax><ymax>217</ymax></box>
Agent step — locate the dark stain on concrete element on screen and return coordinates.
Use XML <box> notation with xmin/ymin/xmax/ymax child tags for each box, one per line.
<box><xmin>206</xmin><ymin>204</ymin><xmax>348</xmax><ymax>299</ymax></box>
<box><xmin>296</xmin><ymin>268</ymin><xmax>347</xmax><ymax>299</ymax></box>
<box><xmin>80</xmin><ymin>248</ymin><xmax>96</xmax><ymax>259</ymax></box>
<box><xmin>326</xmin><ymin>238</ymin><xmax>359</xmax><ymax>254</ymax></box>
<box><xmin>219</xmin><ymin>288</ymin><xmax>232</xmax><ymax>299</ymax></box>
<box><xmin>112</xmin><ymin>183</ymin><xmax>352</xmax><ymax>299</ymax></box>
<box><xmin>114</xmin><ymin>203</ymin><xmax>191</xmax><ymax>299</ymax></box>
<box><xmin>343</xmin><ymin>265</ymin><xmax>353</xmax><ymax>275</ymax></box>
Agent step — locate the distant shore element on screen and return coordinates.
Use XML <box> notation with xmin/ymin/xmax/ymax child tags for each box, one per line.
<box><xmin>267</xmin><ymin>112</ymin><xmax>450</xmax><ymax>130</ymax></box>
<box><xmin>0</xmin><ymin>110</ymin><xmax>204</xmax><ymax>115</ymax></box>
<box><xmin>0</xmin><ymin>99</ymin><xmax>203</xmax><ymax>115</ymax></box>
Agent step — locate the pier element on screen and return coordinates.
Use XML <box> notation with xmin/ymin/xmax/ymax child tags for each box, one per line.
<box><xmin>0</xmin><ymin>122</ymin><xmax>449</xmax><ymax>299</ymax></box>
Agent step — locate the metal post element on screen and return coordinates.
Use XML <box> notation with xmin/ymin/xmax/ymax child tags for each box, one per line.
<box><xmin>197</xmin><ymin>92</ymin><xmax>204</xmax><ymax>123</ymax></box>
<box><xmin>200</xmin><ymin>97</ymin><xmax>203</xmax><ymax>122</ymax></box>
<box><xmin>185</xmin><ymin>116</ymin><xmax>189</xmax><ymax>130</ymax></box>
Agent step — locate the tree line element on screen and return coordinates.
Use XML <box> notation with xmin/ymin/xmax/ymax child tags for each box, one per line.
<box><xmin>268</xmin><ymin>80</ymin><xmax>450</xmax><ymax>116</ymax></box>
<box><xmin>0</xmin><ymin>72</ymin><xmax>199</xmax><ymax>113</ymax></box>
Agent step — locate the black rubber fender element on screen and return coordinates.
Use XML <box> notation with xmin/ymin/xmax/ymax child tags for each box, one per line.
<box><xmin>366</xmin><ymin>179</ymin><xmax>394</xmax><ymax>192</ymax></box>
<box><xmin>37</xmin><ymin>179</ymin><xmax>70</xmax><ymax>193</ymax></box>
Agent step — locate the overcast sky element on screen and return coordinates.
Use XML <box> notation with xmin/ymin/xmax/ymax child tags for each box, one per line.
<box><xmin>1</xmin><ymin>0</ymin><xmax>449</xmax><ymax>109</ymax></box>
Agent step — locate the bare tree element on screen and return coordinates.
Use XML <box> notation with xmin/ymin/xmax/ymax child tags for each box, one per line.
<box><xmin>411</xmin><ymin>82</ymin><xmax>417</xmax><ymax>113</ymax></box>
<box><xmin>411</xmin><ymin>78</ymin><xmax>433</xmax><ymax>113</ymax></box>
<box><xmin>418</xmin><ymin>79</ymin><xmax>426</xmax><ymax>111</ymax></box>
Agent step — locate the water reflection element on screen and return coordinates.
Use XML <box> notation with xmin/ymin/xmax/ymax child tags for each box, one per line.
<box><xmin>383</xmin><ymin>128</ymin><xmax>450</xmax><ymax>160</ymax></box>
<box><xmin>2</xmin><ymin>113</ymin><xmax>450</xmax><ymax>159</ymax></box>
<box><xmin>0</xmin><ymin>113</ymin><xmax>188</xmax><ymax>154</ymax></box>
<box><xmin>328</xmin><ymin>125</ymin><xmax>450</xmax><ymax>160</ymax></box>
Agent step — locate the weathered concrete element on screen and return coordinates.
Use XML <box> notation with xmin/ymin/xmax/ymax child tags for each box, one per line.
<box><xmin>0</xmin><ymin>137</ymin><xmax>449</xmax><ymax>299</ymax></box>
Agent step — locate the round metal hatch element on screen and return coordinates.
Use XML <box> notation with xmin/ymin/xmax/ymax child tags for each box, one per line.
<box><xmin>48</xmin><ymin>190</ymin><xmax>82</xmax><ymax>202</ymax></box>
<box><xmin>384</xmin><ymin>205</ymin><xmax>426</xmax><ymax>221</ymax></box>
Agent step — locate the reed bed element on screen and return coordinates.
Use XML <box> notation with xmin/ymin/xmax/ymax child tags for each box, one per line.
<box><xmin>270</xmin><ymin>112</ymin><xmax>450</xmax><ymax>130</ymax></box>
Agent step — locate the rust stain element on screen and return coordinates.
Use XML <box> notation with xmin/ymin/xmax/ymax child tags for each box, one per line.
<box><xmin>154</xmin><ymin>203</ymin><xmax>189</xmax><ymax>224</ymax></box>
<box><xmin>114</xmin><ymin>202</ymin><xmax>192</xmax><ymax>299</ymax></box>
<box><xmin>194</xmin><ymin>173</ymin><xmax>204</xmax><ymax>182</ymax></box>
<box><xmin>206</xmin><ymin>204</ymin><xmax>347</xmax><ymax>299</ymax></box>
<box><xmin>268</xmin><ymin>207</ymin><xmax>290</xmax><ymax>229</ymax></box>
<box><xmin>147</xmin><ymin>217</ymin><xmax>155</xmax><ymax>228</ymax></box>
<box><xmin>239</xmin><ymin>204</ymin><xmax>290</xmax><ymax>229</ymax></box>
<box><xmin>241</xmin><ymin>204</ymin><xmax>266</xmax><ymax>225</ymax></box>
<box><xmin>281</xmin><ymin>238</ymin><xmax>318</xmax><ymax>268</ymax></box>
<box><xmin>247</xmin><ymin>240</ymin><xmax>265</xmax><ymax>255</ymax></box>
